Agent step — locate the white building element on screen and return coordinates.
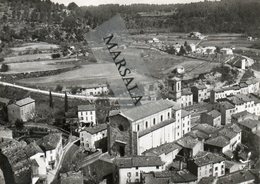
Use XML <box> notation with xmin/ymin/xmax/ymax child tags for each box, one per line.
<box><xmin>79</xmin><ymin>84</ymin><xmax>109</xmax><ymax>96</ymax></box>
<box><xmin>108</xmin><ymin>99</ymin><xmax>182</xmax><ymax>156</ymax></box>
<box><xmin>78</xmin><ymin>104</ymin><xmax>96</xmax><ymax>126</ymax></box>
<box><xmin>37</xmin><ymin>133</ymin><xmax>63</xmax><ymax>170</ymax></box>
<box><xmin>187</xmin><ymin>151</ymin><xmax>225</xmax><ymax>181</ymax></box>
<box><xmin>114</xmin><ymin>156</ymin><xmax>164</xmax><ymax>184</ymax></box>
<box><xmin>80</xmin><ymin>123</ymin><xmax>107</xmax><ymax>150</ymax></box>
<box><xmin>220</xmin><ymin>48</ymin><xmax>233</xmax><ymax>55</ymax></box>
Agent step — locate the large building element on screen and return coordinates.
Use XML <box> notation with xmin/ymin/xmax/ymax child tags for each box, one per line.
<box><xmin>187</xmin><ymin>151</ymin><xmax>226</xmax><ymax>181</ymax></box>
<box><xmin>191</xmin><ymin>85</ymin><xmax>209</xmax><ymax>103</ymax></box>
<box><xmin>114</xmin><ymin>156</ymin><xmax>164</xmax><ymax>184</ymax></box>
<box><xmin>107</xmin><ymin>99</ymin><xmax>185</xmax><ymax>156</ymax></box>
<box><xmin>7</xmin><ymin>97</ymin><xmax>35</xmax><ymax>123</ymax></box>
<box><xmin>78</xmin><ymin>104</ymin><xmax>96</xmax><ymax>126</ymax></box>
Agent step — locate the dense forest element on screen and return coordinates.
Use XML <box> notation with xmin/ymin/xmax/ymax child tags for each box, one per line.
<box><xmin>0</xmin><ymin>0</ymin><xmax>260</xmax><ymax>44</ymax></box>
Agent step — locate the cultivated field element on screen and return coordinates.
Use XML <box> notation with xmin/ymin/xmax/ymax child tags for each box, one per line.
<box><xmin>10</xmin><ymin>42</ymin><xmax>59</xmax><ymax>52</ymax></box>
<box><xmin>4</xmin><ymin>53</ymin><xmax>52</xmax><ymax>63</ymax></box>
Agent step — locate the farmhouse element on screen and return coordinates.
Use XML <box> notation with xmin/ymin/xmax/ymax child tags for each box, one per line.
<box><xmin>7</xmin><ymin>97</ymin><xmax>35</xmax><ymax>123</ymax></box>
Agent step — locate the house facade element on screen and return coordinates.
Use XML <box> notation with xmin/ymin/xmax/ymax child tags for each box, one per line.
<box><xmin>78</xmin><ymin>104</ymin><xmax>96</xmax><ymax>126</ymax></box>
<box><xmin>7</xmin><ymin>97</ymin><xmax>35</xmax><ymax>123</ymax></box>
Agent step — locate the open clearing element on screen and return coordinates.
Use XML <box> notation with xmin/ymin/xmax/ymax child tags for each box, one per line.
<box><xmin>4</xmin><ymin>53</ymin><xmax>52</xmax><ymax>63</ymax></box>
<box><xmin>1</xmin><ymin>60</ymin><xmax>74</xmax><ymax>74</ymax></box>
<box><xmin>10</xmin><ymin>42</ymin><xmax>59</xmax><ymax>52</ymax></box>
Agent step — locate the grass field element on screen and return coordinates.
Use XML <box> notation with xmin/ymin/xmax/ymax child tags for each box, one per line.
<box><xmin>4</xmin><ymin>53</ymin><xmax>52</xmax><ymax>63</ymax></box>
<box><xmin>10</xmin><ymin>42</ymin><xmax>59</xmax><ymax>52</ymax></box>
<box><xmin>1</xmin><ymin>60</ymin><xmax>74</xmax><ymax>74</ymax></box>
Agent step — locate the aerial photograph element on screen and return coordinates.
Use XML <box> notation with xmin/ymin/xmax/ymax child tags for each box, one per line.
<box><xmin>0</xmin><ymin>0</ymin><xmax>260</xmax><ymax>183</ymax></box>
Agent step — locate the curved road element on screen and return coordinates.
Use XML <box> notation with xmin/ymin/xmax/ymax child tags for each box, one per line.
<box><xmin>0</xmin><ymin>81</ymin><xmax>131</xmax><ymax>102</ymax></box>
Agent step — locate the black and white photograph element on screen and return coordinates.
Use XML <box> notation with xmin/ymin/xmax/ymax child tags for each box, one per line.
<box><xmin>0</xmin><ymin>0</ymin><xmax>260</xmax><ymax>183</ymax></box>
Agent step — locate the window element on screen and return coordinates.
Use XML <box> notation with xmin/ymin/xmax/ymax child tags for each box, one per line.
<box><xmin>137</xmin><ymin>125</ymin><xmax>140</xmax><ymax>131</ymax></box>
<box><xmin>136</xmin><ymin>172</ymin><xmax>138</xmax><ymax>176</ymax></box>
<box><xmin>81</xmin><ymin>117</ymin><xmax>83</xmax><ymax>120</ymax></box>
<box><xmin>136</xmin><ymin>167</ymin><xmax>139</xmax><ymax>170</ymax></box>
<box><xmin>145</xmin><ymin>121</ymin><xmax>148</xmax><ymax>128</ymax></box>
<box><xmin>221</xmin><ymin>165</ymin><xmax>224</xmax><ymax>168</ymax></box>
<box><xmin>215</xmin><ymin>167</ymin><xmax>218</xmax><ymax>171</ymax></box>
<box><xmin>90</xmin><ymin>111</ymin><xmax>92</xmax><ymax>115</ymax></box>
<box><xmin>183</xmin><ymin>130</ymin><xmax>185</xmax><ymax>135</ymax></box>
<box><xmin>161</xmin><ymin>115</ymin><xmax>163</xmax><ymax>121</ymax></box>
<box><xmin>168</xmin><ymin>112</ymin><xmax>170</xmax><ymax>119</ymax></box>
<box><xmin>127</xmin><ymin>172</ymin><xmax>131</xmax><ymax>177</ymax></box>
<box><xmin>135</xmin><ymin>179</ymin><xmax>139</xmax><ymax>182</ymax></box>
<box><xmin>156</xmin><ymin>166</ymin><xmax>159</xmax><ymax>169</ymax></box>
<box><xmin>153</xmin><ymin>118</ymin><xmax>156</xmax><ymax>125</ymax></box>
<box><xmin>118</xmin><ymin>125</ymin><xmax>124</xmax><ymax>131</ymax></box>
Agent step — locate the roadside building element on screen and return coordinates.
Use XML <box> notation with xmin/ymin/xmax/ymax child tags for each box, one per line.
<box><xmin>80</xmin><ymin>123</ymin><xmax>107</xmax><ymax>151</ymax></box>
<box><xmin>114</xmin><ymin>156</ymin><xmax>164</xmax><ymax>184</ymax></box>
<box><xmin>181</xmin><ymin>88</ymin><xmax>193</xmax><ymax>108</ymax></box>
<box><xmin>187</xmin><ymin>151</ymin><xmax>225</xmax><ymax>181</ymax></box>
<box><xmin>214</xmin><ymin>101</ymin><xmax>236</xmax><ymax>125</ymax></box>
<box><xmin>108</xmin><ymin>99</ymin><xmax>182</xmax><ymax>156</ymax></box>
<box><xmin>225</xmin><ymin>160</ymin><xmax>246</xmax><ymax>174</ymax></box>
<box><xmin>191</xmin><ymin>85</ymin><xmax>208</xmax><ymax>103</ymax></box>
<box><xmin>78</xmin><ymin>84</ymin><xmax>109</xmax><ymax>96</ymax></box>
<box><xmin>142</xmin><ymin>170</ymin><xmax>197</xmax><ymax>184</ymax></box>
<box><xmin>7</xmin><ymin>97</ymin><xmax>35</xmax><ymax>123</ymax></box>
<box><xmin>181</xmin><ymin>110</ymin><xmax>191</xmax><ymax>137</ymax></box>
<box><xmin>237</xmin><ymin>119</ymin><xmax>260</xmax><ymax>143</ymax></box>
<box><xmin>37</xmin><ymin>133</ymin><xmax>63</xmax><ymax>170</ymax></box>
<box><xmin>198</xmin><ymin>169</ymin><xmax>259</xmax><ymax>184</ymax></box>
<box><xmin>78</xmin><ymin>104</ymin><xmax>96</xmax><ymax>126</ymax></box>
<box><xmin>220</xmin><ymin>48</ymin><xmax>233</xmax><ymax>55</ymax></box>
<box><xmin>201</xmin><ymin>110</ymin><xmax>221</xmax><ymax>127</ymax></box>
<box><xmin>176</xmin><ymin>135</ymin><xmax>204</xmax><ymax>159</ymax></box>
<box><xmin>231</xmin><ymin>110</ymin><xmax>258</xmax><ymax>124</ymax></box>
<box><xmin>143</xmin><ymin>142</ymin><xmax>181</xmax><ymax>166</ymax></box>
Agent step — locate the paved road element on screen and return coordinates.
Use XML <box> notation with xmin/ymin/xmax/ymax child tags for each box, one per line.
<box><xmin>0</xmin><ymin>81</ymin><xmax>131</xmax><ymax>102</ymax></box>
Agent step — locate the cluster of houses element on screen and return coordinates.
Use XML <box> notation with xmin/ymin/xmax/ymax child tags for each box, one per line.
<box><xmin>0</xmin><ymin>64</ymin><xmax>259</xmax><ymax>184</ymax></box>
<box><xmin>0</xmin><ymin>131</ymin><xmax>63</xmax><ymax>184</ymax></box>
<box><xmin>74</xmin><ymin>74</ymin><xmax>260</xmax><ymax>183</ymax></box>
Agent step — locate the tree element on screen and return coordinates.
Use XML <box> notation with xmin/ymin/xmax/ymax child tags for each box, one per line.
<box><xmin>0</xmin><ymin>64</ymin><xmax>9</xmax><ymax>72</ymax></box>
<box><xmin>55</xmin><ymin>84</ymin><xmax>63</xmax><ymax>92</ymax></box>
<box><xmin>178</xmin><ymin>46</ymin><xmax>187</xmax><ymax>56</ymax></box>
<box><xmin>64</xmin><ymin>92</ymin><xmax>68</xmax><ymax>112</ymax></box>
<box><xmin>49</xmin><ymin>90</ymin><xmax>53</xmax><ymax>108</ymax></box>
<box><xmin>0</xmin><ymin>58</ymin><xmax>4</xmax><ymax>62</ymax></box>
<box><xmin>67</xmin><ymin>2</ymin><xmax>78</xmax><ymax>11</ymax></box>
<box><xmin>15</xmin><ymin>119</ymin><xmax>24</xmax><ymax>129</ymax></box>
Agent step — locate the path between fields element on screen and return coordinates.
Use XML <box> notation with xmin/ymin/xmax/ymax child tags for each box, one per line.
<box><xmin>0</xmin><ymin>81</ymin><xmax>131</xmax><ymax>101</ymax></box>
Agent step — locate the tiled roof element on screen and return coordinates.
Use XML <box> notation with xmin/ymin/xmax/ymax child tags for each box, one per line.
<box><xmin>15</xmin><ymin>97</ymin><xmax>35</xmax><ymax>107</ymax></box>
<box><xmin>182</xmin><ymin>88</ymin><xmax>193</xmax><ymax>95</ymax></box>
<box><xmin>219</xmin><ymin>101</ymin><xmax>235</xmax><ymax>109</ymax></box>
<box><xmin>236</xmin><ymin>94</ymin><xmax>253</xmax><ymax>102</ymax></box>
<box><xmin>187</xmin><ymin>130</ymin><xmax>209</xmax><ymax>140</ymax></box>
<box><xmin>217</xmin><ymin>170</ymin><xmax>256</xmax><ymax>184</ymax></box>
<box><xmin>139</xmin><ymin>118</ymin><xmax>175</xmax><ymax>137</ymax></box>
<box><xmin>231</xmin><ymin>111</ymin><xmax>252</xmax><ymax>119</ymax></box>
<box><xmin>192</xmin><ymin>151</ymin><xmax>225</xmax><ymax>167</ymax></box>
<box><xmin>237</xmin><ymin>119</ymin><xmax>259</xmax><ymax>130</ymax></box>
<box><xmin>207</xmin><ymin>110</ymin><xmax>221</xmax><ymax>118</ymax></box>
<box><xmin>192</xmin><ymin>124</ymin><xmax>218</xmax><ymax>135</ymax></box>
<box><xmin>114</xmin><ymin>156</ymin><xmax>164</xmax><ymax>168</ymax></box>
<box><xmin>239</xmin><ymin>82</ymin><xmax>248</xmax><ymax>88</ymax></box>
<box><xmin>153</xmin><ymin>170</ymin><xmax>197</xmax><ymax>182</ymax></box>
<box><xmin>248</xmin><ymin>94</ymin><xmax>260</xmax><ymax>104</ymax></box>
<box><xmin>181</xmin><ymin>110</ymin><xmax>190</xmax><ymax>118</ymax></box>
<box><xmin>24</xmin><ymin>141</ymin><xmax>43</xmax><ymax>158</ymax></box>
<box><xmin>37</xmin><ymin>133</ymin><xmax>62</xmax><ymax>151</ymax></box>
<box><xmin>205</xmin><ymin>135</ymin><xmax>229</xmax><ymax>148</ymax></box>
<box><xmin>143</xmin><ymin>142</ymin><xmax>181</xmax><ymax>156</ymax></box>
<box><xmin>218</xmin><ymin>128</ymin><xmax>237</xmax><ymax>140</ymax></box>
<box><xmin>82</xmin><ymin>123</ymin><xmax>107</xmax><ymax>134</ymax></box>
<box><xmin>176</xmin><ymin>136</ymin><xmax>200</xmax><ymax>149</ymax></box>
<box><xmin>78</xmin><ymin>104</ymin><xmax>95</xmax><ymax>111</ymax></box>
<box><xmin>120</xmin><ymin>99</ymin><xmax>180</xmax><ymax>121</ymax></box>
<box><xmin>227</xmin><ymin>96</ymin><xmax>244</xmax><ymax>105</ymax></box>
